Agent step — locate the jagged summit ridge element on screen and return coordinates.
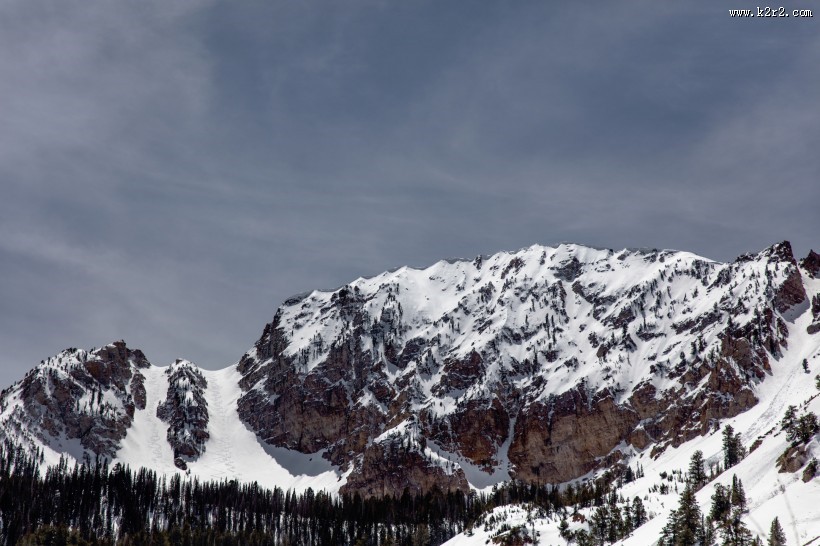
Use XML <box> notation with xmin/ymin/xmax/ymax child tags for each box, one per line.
<box><xmin>235</xmin><ymin>240</ymin><xmax>814</xmax><ymax>495</ymax></box>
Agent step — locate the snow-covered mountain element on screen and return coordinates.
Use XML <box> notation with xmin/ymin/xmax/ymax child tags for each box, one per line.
<box><xmin>445</xmin><ymin>250</ymin><xmax>820</xmax><ymax>544</ymax></box>
<box><xmin>1</xmin><ymin>241</ymin><xmax>819</xmax><ymax>531</ymax></box>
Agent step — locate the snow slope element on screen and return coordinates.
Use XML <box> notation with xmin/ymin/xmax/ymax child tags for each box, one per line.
<box><xmin>113</xmin><ymin>364</ymin><xmax>349</xmax><ymax>493</ymax></box>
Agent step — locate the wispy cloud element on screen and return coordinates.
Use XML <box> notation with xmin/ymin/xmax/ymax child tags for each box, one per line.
<box><xmin>0</xmin><ymin>0</ymin><xmax>817</xmax><ymax>387</ymax></box>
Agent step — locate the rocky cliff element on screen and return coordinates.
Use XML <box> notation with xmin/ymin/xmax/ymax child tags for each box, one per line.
<box><xmin>0</xmin><ymin>341</ymin><xmax>149</xmax><ymax>462</ymax></box>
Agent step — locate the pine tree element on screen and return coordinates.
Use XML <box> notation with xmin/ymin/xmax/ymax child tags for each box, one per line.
<box><xmin>621</xmin><ymin>503</ymin><xmax>634</xmax><ymax>537</ymax></box>
<box><xmin>709</xmin><ymin>484</ymin><xmax>731</xmax><ymax>524</ymax></box>
<box><xmin>558</xmin><ymin>518</ymin><xmax>571</xmax><ymax>545</ymax></box>
<box><xmin>688</xmin><ymin>450</ymin><xmax>707</xmax><ymax>490</ymax></box>
<box><xmin>574</xmin><ymin>528</ymin><xmax>595</xmax><ymax>546</ymax></box>
<box><xmin>702</xmin><ymin>515</ymin><xmax>716</xmax><ymax>546</ymax></box>
<box><xmin>720</xmin><ymin>507</ymin><xmax>754</xmax><ymax>546</ymax></box>
<box><xmin>767</xmin><ymin>517</ymin><xmax>786</xmax><ymax>546</ymax></box>
<box><xmin>793</xmin><ymin>413</ymin><xmax>819</xmax><ymax>444</ymax></box>
<box><xmin>672</xmin><ymin>483</ymin><xmax>703</xmax><ymax>546</ymax></box>
<box><xmin>607</xmin><ymin>504</ymin><xmax>623</xmax><ymax>543</ymax></box>
<box><xmin>632</xmin><ymin>496</ymin><xmax>647</xmax><ymax>529</ymax></box>
<box><xmin>723</xmin><ymin>425</ymin><xmax>745</xmax><ymax>469</ymax></box>
<box><xmin>658</xmin><ymin>509</ymin><xmax>678</xmax><ymax>546</ymax></box>
<box><xmin>589</xmin><ymin>505</ymin><xmax>610</xmax><ymax>545</ymax></box>
<box><xmin>730</xmin><ymin>476</ymin><xmax>747</xmax><ymax>513</ymax></box>
<box><xmin>781</xmin><ymin>406</ymin><xmax>797</xmax><ymax>434</ymax></box>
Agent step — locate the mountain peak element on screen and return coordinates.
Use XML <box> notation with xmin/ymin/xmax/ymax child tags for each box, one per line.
<box><xmin>801</xmin><ymin>249</ymin><xmax>820</xmax><ymax>278</ymax></box>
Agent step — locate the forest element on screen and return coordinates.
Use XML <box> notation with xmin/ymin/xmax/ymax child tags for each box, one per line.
<box><xmin>2</xmin><ymin>420</ymin><xmax>798</xmax><ymax>545</ymax></box>
<box><xmin>0</xmin><ymin>440</ymin><xmax>620</xmax><ymax>546</ymax></box>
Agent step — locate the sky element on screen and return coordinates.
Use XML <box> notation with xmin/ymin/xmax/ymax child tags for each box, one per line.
<box><xmin>1</xmin><ymin>0</ymin><xmax>818</xmax><ymax>387</ymax></box>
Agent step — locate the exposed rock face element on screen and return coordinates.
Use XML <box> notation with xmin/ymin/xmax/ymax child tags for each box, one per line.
<box><xmin>509</xmin><ymin>387</ymin><xmax>638</xmax><ymax>483</ymax></box>
<box><xmin>766</xmin><ymin>242</ymin><xmax>807</xmax><ymax>313</ymax></box>
<box><xmin>777</xmin><ymin>445</ymin><xmax>809</xmax><ymax>473</ymax></box>
<box><xmin>801</xmin><ymin>250</ymin><xmax>820</xmax><ymax>279</ymax></box>
<box><xmin>235</xmin><ymin>242</ymin><xmax>810</xmax><ymax>496</ymax></box>
<box><xmin>237</xmin><ymin>318</ymin><xmax>384</xmax><ymax>468</ymax></box>
<box><xmin>0</xmin><ymin>341</ymin><xmax>149</xmax><ymax>461</ymax></box>
<box><xmin>430</xmin><ymin>397</ymin><xmax>510</xmax><ymax>470</ymax></box>
<box><xmin>807</xmin><ymin>292</ymin><xmax>820</xmax><ymax>335</ymax></box>
<box><xmin>156</xmin><ymin>359</ymin><xmax>209</xmax><ymax>467</ymax></box>
<box><xmin>799</xmin><ymin>249</ymin><xmax>820</xmax><ymax>332</ymax></box>
<box><xmin>342</xmin><ymin>427</ymin><xmax>470</xmax><ymax>497</ymax></box>
<box><xmin>803</xmin><ymin>461</ymin><xmax>817</xmax><ymax>482</ymax></box>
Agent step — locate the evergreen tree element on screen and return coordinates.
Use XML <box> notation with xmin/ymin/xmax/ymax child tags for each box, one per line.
<box><xmin>767</xmin><ymin>517</ymin><xmax>786</xmax><ymax>546</ymax></box>
<box><xmin>674</xmin><ymin>484</ymin><xmax>703</xmax><ymax>546</ymax></box>
<box><xmin>658</xmin><ymin>509</ymin><xmax>678</xmax><ymax>546</ymax></box>
<box><xmin>574</xmin><ymin>528</ymin><xmax>595</xmax><ymax>546</ymax></box>
<box><xmin>558</xmin><ymin>518</ymin><xmax>572</xmax><ymax>545</ymax></box>
<box><xmin>589</xmin><ymin>505</ymin><xmax>610</xmax><ymax>545</ymax></box>
<box><xmin>720</xmin><ymin>507</ymin><xmax>754</xmax><ymax>546</ymax></box>
<box><xmin>781</xmin><ymin>406</ymin><xmax>797</xmax><ymax>433</ymax></box>
<box><xmin>0</xmin><ymin>439</ymin><xmax>656</xmax><ymax>546</ymax></box>
<box><xmin>730</xmin><ymin>476</ymin><xmax>747</xmax><ymax>514</ymax></box>
<box><xmin>620</xmin><ymin>503</ymin><xmax>634</xmax><ymax>537</ymax></box>
<box><xmin>792</xmin><ymin>413</ymin><xmax>819</xmax><ymax>444</ymax></box>
<box><xmin>722</xmin><ymin>426</ymin><xmax>745</xmax><ymax>469</ymax></box>
<box><xmin>709</xmin><ymin>484</ymin><xmax>731</xmax><ymax>524</ymax></box>
<box><xmin>688</xmin><ymin>450</ymin><xmax>707</xmax><ymax>490</ymax></box>
<box><xmin>607</xmin><ymin>504</ymin><xmax>623</xmax><ymax>543</ymax></box>
<box><xmin>702</xmin><ymin>515</ymin><xmax>716</xmax><ymax>546</ymax></box>
<box><xmin>632</xmin><ymin>496</ymin><xmax>647</xmax><ymax>529</ymax></box>
<box><xmin>411</xmin><ymin>523</ymin><xmax>430</xmax><ymax>546</ymax></box>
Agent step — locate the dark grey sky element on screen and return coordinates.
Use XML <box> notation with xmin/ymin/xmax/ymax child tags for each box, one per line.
<box><xmin>1</xmin><ymin>0</ymin><xmax>818</xmax><ymax>387</ymax></box>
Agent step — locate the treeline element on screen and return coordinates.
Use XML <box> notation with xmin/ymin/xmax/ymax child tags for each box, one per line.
<box><xmin>0</xmin><ymin>441</ymin><xmax>620</xmax><ymax>546</ymax></box>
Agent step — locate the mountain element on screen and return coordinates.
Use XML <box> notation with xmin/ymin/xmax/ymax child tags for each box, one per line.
<box><xmin>445</xmin><ymin>248</ymin><xmax>820</xmax><ymax>544</ymax></box>
<box><xmin>1</xmin><ymin>241</ymin><xmax>819</xmax><ymax>534</ymax></box>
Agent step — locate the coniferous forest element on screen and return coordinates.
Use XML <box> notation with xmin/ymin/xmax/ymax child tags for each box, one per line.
<box><xmin>2</xmin><ymin>426</ymin><xmax>796</xmax><ymax>545</ymax></box>
<box><xmin>0</xmin><ymin>441</ymin><xmax>622</xmax><ymax>545</ymax></box>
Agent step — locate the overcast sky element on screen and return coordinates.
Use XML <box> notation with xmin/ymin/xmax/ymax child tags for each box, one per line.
<box><xmin>1</xmin><ymin>0</ymin><xmax>818</xmax><ymax>387</ymax></box>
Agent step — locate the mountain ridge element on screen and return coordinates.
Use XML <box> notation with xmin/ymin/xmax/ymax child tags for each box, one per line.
<box><xmin>1</xmin><ymin>240</ymin><xmax>818</xmax><ymax>503</ymax></box>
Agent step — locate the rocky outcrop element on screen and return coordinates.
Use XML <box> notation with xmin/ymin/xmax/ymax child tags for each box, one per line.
<box><xmin>801</xmin><ymin>250</ymin><xmax>820</xmax><ymax>279</ymax></box>
<box><xmin>0</xmin><ymin>341</ymin><xmax>149</xmax><ymax>460</ymax></box>
<box><xmin>803</xmin><ymin>459</ymin><xmax>817</xmax><ymax>482</ymax></box>
<box><xmin>341</xmin><ymin>431</ymin><xmax>469</xmax><ymax>497</ymax></box>
<box><xmin>755</xmin><ymin>242</ymin><xmax>806</xmax><ymax>313</ymax></box>
<box><xmin>808</xmin><ymin>294</ymin><xmax>820</xmax><ymax>335</ymax></box>
<box><xmin>156</xmin><ymin>359</ymin><xmax>209</xmax><ymax>468</ymax></box>
<box><xmin>777</xmin><ymin>445</ymin><xmax>809</xmax><ymax>473</ymax></box>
